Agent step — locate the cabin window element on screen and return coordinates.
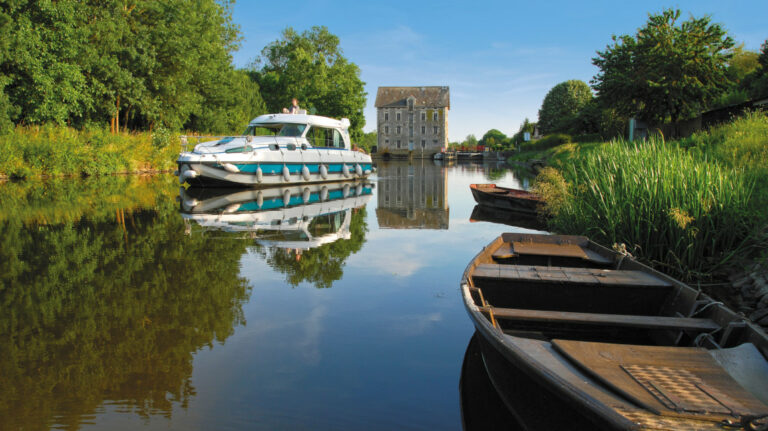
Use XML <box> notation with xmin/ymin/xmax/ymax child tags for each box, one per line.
<box><xmin>306</xmin><ymin>127</ymin><xmax>344</xmax><ymax>149</ymax></box>
<box><xmin>277</xmin><ymin>124</ymin><xmax>307</xmax><ymax>137</ymax></box>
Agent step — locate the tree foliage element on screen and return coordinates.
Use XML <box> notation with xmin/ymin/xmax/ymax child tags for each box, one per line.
<box><xmin>0</xmin><ymin>0</ymin><xmax>261</xmax><ymax>133</ymax></box>
<box><xmin>255</xmin><ymin>26</ymin><xmax>367</xmax><ymax>139</ymax></box>
<box><xmin>741</xmin><ymin>40</ymin><xmax>768</xmax><ymax>99</ymax></box>
<box><xmin>479</xmin><ymin>129</ymin><xmax>508</xmax><ymax>150</ymax></box>
<box><xmin>592</xmin><ymin>9</ymin><xmax>734</xmax><ymax>124</ymax></box>
<box><xmin>538</xmin><ymin>80</ymin><xmax>593</xmax><ymax>134</ymax></box>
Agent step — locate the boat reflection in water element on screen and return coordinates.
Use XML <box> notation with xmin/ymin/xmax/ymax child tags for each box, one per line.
<box><xmin>180</xmin><ymin>181</ymin><xmax>372</xmax><ymax>288</ymax></box>
<box><xmin>180</xmin><ymin>181</ymin><xmax>372</xmax><ymax>248</ymax></box>
<box><xmin>469</xmin><ymin>204</ymin><xmax>547</xmax><ymax>232</ymax></box>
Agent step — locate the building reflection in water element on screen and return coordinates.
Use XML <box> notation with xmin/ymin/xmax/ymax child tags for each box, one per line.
<box><xmin>375</xmin><ymin>160</ymin><xmax>449</xmax><ymax>229</ymax></box>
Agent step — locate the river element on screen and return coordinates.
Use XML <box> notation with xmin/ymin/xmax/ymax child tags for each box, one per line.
<box><xmin>0</xmin><ymin>159</ymin><xmax>543</xmax><ymax>430</ymax></box>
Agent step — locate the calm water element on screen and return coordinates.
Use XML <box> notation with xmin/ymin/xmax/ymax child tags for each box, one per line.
<box><xmin>0</xmin><ymin>160</ymin><xmax>542</xmax><ymax>430</ymax></box>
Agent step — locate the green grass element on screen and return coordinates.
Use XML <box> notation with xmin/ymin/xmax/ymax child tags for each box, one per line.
<box><xmin>0</xmin><ymin>125</ymin><xmax>178</xmax><ymax>179</ymax></box>
<box><xmin>532</xmin><ymin>112</ymin><xmax>768</xmax><ymax>282</ymax></box>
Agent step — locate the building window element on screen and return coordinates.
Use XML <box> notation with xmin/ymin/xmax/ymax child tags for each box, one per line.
<box><xmin>421</xmin><ymin>112</ymin><xmax>426</xmax><ymax>121</ymax></box>
<box><xmin>409</xmin><ymin>126</ymin><xmax>413</xmax><ymax>137</ymax></box>
<box><xmin>433</xmin><ymin>111</ymin><xmax>438</xmax><ymax>121</ymax></box>
<box><xmin>396</xmin><ymin>112</ymin><xmax>401</xmax><ymax>121</ymax></box>
<box><xmin>408</xmin><ymin>99</ymin><xmax>414</xmax><ymax>110</ymax></box>
<box><xmin>433</xmin><ymin>139</ymin><xmax>438</xmax><ymax>146</ymax></box>
<box><xmin>384</xmin><ymin>111</ymin><xmax>389</xmax><ymax>121</ymax></box>
<box><xmin>396</xmin><ymin>126</ymin><xmax>401</xmax><ymax>134</ymax></box>
<box><xmin>421</xmin><ymin>139</ymin><xmax>426</xmax><ymax>148</ymax></box>
<box><xmin>409</xmin><ymin>113</ymin><xmax>413</xmax><ymax>122</ymax></box>
<box><xmin>420</xmin><ymin>125</ymin><xmax>425</xmax><ymax>134</ymax></box>
<box><xmin>384</xmin><ymin>125</ymin><xmax>389</xmax><ymax>134</ymax></box>
<box><xmin>385</xmin><ymin>139</ymin><xmax>389</xmax><ymax>147</ymax></box>
<box><xmin>433</xmin><ymin>126</ymin><xmax>438</xmax><ymax>134</ymax></box>
<box><xmin>396</xmin><ymin>140</ymin><xmax>401</xmax><ymax>149</ymax></box>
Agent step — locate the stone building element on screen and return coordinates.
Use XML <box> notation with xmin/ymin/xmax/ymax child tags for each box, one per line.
<box><xmin>374</xmin><ymin>86</ymin><xmax>449</xmax><ymax>158</ymax></box>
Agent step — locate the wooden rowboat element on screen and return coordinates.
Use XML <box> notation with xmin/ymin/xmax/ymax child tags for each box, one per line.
<box><xmin>461</xmin><ymin>233</ymin><xmax>768</xmax><ymax>430</ymax></box>
<box><xmin>469</xmin><ymin>184</ymin><xmax>542</xmax><ymax>215</ymax></box>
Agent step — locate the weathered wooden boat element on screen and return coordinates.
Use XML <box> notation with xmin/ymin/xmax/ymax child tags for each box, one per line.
<box><xmin>469</xmin><ymin>184</ymin><xmax>542</xmax><ymax>215</ymax></box>
<box><xmin>461</xmin><ymin>233</ymin><xmax>768</xmax><ymax>430</ymax></box>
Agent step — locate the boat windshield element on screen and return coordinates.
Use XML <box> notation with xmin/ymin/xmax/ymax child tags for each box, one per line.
<box><xmin>277</xmin><ymin>124</ymin><xmax>307</xmax><ymax>137</ymax></box>
<box><xmin>242</xmin><ymin>125</ymin><xmax>278</xmax><ymax>136</ymax></box>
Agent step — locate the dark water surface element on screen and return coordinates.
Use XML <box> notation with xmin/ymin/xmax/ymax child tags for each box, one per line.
<box><xmin>0</xmin><ymin>160</ymin><xmax>541</xmax><ymax>430</ymax></box>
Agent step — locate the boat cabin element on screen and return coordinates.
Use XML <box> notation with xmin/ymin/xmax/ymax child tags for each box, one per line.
<box><xmin>243</xmin><ymin>114</ymin><xmax>352</xmax><ymax>150</ymax></box>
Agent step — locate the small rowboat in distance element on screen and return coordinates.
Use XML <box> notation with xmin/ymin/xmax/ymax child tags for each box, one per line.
<box><xmin>461</xmin><ymin>233</ymin><xmax>768</xmax><ymax>430</ymax></box>
<box><xmin>469</xmin><ymin>184</ymin><xmax>542</xmax><ymax>215</ymax></box>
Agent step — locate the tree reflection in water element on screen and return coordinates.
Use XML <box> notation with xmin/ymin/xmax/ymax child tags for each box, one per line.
<box><xmin>0</xmin><ymin>176</ymin><xmax>251</xmax><ymax>429</ymax></box>
<box><xmin>260</xmin><ymin>207</ymin><xmax>369</xmax><ymax>289</ymax></box>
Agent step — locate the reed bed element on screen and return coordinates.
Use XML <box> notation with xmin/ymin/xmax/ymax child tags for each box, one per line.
<box><xmin>0</xmin><ymin>125</ymin><xmax>178</xmax><ymax>179</ymax></box>
<box><xmin>534</xmin><ymin>137</ymin><xmax>763</xmax><ymax>281</ymax></box>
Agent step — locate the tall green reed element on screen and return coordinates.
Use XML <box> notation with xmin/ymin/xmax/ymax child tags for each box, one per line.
<box><xmin>535</xmin><ymin>137</ymin><xmax>761</xmax><ymax>281</ymax></box>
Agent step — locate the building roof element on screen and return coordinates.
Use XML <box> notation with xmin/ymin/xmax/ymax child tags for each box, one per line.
<box><xmin>374</xmin><ymin>86</ymin><xmax>450</xmax><ymax>109</ymax></box>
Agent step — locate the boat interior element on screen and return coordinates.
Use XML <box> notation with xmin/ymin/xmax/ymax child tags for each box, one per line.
<box><xmin>465</xmin><ymin>233</ymin><xmax>768</xmax><ymax>422</ymax></box>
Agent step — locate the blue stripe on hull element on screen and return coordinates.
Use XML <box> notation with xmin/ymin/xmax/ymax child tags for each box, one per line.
<box><xmin>225</xmin><ymin>163</ymin><xmax>373</xmax><ymax>175</ymax></box>
<box><xmin>230</xmin><ymin>187</ymin><xmax>372</xmax><ymax>212</ymax></box>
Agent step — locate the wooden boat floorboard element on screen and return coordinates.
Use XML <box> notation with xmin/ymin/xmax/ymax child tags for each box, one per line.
<box><xmin>552</xmin><ymin>339</ymin><xmax>768</xmax><ymax>420</ymax></box>
<box><xmin>483</xmin><ymin>307</ymin><xmax>720</xmax><ymax>331</ymax></box>
<box><xmin>473</xmin><ymin>263</ymin><xmax>673</xmax><ymax>287</ymax></box>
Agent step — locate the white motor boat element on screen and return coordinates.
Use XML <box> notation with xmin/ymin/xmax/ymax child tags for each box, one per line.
<box><xmin>180</xmin><ymin>181</ymin><xmax>373</xmax><ymax>250</ymax></box>
<box><xmin>177</xmin><ymin>114</ymin><xmax>373</xmax><ymax>187</ymax></box>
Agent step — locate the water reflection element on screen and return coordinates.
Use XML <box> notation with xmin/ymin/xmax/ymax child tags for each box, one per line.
<box><xmin>0</xmin><ymin>176</ymin><xmax>251</xmax><ymax>430</ymax></box>
<box><xmin>181</xmin><ymin>181</ymin><xmax>372</xmax><ymax>289</ymax></box>
<box><xmin>375</xmin><ymin>160</ymin><xmax>449</xmax><ymax>229</ymax></box>
<box><xmin>469</xmin><ymin>204</ymin><xmax>546</xmax><ymax>231</ymax></box>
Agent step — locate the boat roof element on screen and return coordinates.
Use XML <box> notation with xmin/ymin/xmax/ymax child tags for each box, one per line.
<box><xmin>248</xmin><ymin>113</ymin><xmax>351</xmax><ymax>130</ymax></box>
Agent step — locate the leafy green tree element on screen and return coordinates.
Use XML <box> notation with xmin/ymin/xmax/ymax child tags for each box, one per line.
<box><xmin>479</xmin><ymin>129</ymin><xmax>508</xmax><ymax>150</ymax></box>
<box><xmin>255</xmin><ymin>26</ymin><xmax>367</xmax><ymax>139</ymax></box>
<box><xmin>356</xmin><ymin>130</ymin><xmax>377</xmax><ymax>153</ymax></box>
<box><xmin>538</xmin><ymin>80</ymin><xmax>593</xmax><ymax>134</ymax></box>
<box><xmin>462</xmin><ymin>134</ymin><xmax>478</xmax><ymax>149</ymax></box>
<box><xmin>742</xmin><ymin>40</ymin><xmax>768</xmax><ymax>99</ymax></box>
<box><xmin>511</xmin><ymin>118</ymin><xmax>537</xmax><ymax>144</ymax></box>
<box><xmin>592</xmin><ymin>9</ymin><xmax>734</xmax><ymax>124</ymax></box>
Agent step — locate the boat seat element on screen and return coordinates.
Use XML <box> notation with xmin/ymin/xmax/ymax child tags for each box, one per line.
<box><xmin>473</xmin><ymin>264</ymin><xmax>672</xmax><ymax>287</ymax></box>
<box><xmin>483</xmin><ymin>307</ymin><xmax>720</xmax><ymax>332</ymax></box>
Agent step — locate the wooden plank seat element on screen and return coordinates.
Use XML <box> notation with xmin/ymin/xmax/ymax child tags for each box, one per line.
<box><xmin>473</xmin><ymin>264</ymin><xmax>672</xmax><ymax>287</ymax></box>
<box><xmin>482</xmin><ymin>307</ymin><xmax>720</xmax><ymax>332</ymax></box>
<box><xmin>493</xmin><ymin>237</ymin><xmax>614</xmax><ymax>265</ymax></box>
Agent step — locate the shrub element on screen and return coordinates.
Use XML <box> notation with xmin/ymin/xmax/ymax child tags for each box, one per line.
<box><xmin>522</xmin><ymin>133</ymin><xmax>572</xmax><ymax>152</ymax></box>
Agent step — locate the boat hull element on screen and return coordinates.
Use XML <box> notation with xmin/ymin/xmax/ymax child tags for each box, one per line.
<box><xmin>179</xmin><ymin>160</ymin><xmax>374</xmax><ymax>187</ymax></box>
<box><xmin>469</xmin><ymin>184</ymin><xmax>541</xmax><ymax>215</ymax></box>
<box><xmin>461</xmin><ymin>233</ymin><xmax>768</xmax><ymax>431</ymax></box>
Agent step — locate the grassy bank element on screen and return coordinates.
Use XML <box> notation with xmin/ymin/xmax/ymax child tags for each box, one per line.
<box><xmin>0</xmin><ymin>125</ymin><xmax>178</xmax><ymax>179</ymax></box>
<box><xmin>532</xmin><ymin>112</ymin><xmax>768</xmax><ymax>282</ymax></box>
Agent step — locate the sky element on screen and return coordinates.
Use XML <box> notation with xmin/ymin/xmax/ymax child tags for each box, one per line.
<box><xmin>229</xmin><ymin>0</ymin><xmax>768</xmax><ymax>142</ymax></box>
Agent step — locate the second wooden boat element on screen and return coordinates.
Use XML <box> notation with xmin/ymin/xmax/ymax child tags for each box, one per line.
<box><xmin>461</xmin><ymin>233</ymin><xmax>768</xmax><ymax>430</ymax></box>
<box><xmin>469</xmin><ymin>184</ymin><xmax>542</xmax><ymax>215</ymax></box>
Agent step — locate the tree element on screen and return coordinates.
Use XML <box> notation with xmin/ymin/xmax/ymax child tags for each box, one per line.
<box><xmin>462</xmin><ymin>134</ymin><xmax>478</xmax><ymax>149</ymax></box>
<box><xmin>255</xmin><ymin>26</ymin><xmax>367</xmax><ymax>139</ymax></box>
<box><xmin>742</xmin><ymin>39</ymin><xmax>768</xmax><ymax>99</ymax></box>
<box><xmin>592</xmin><ymin>9</ymin><xmax>734</xmax><ymax>124</ymax></box>
<box><xmin>511</xmin><ymin>118</ymin><xmax>537</xmax><ymax>144</ymax></box>
<box><xmin>479</xmin><ymin>129</ymin><xmax>508</xmax><ymax>150</ymax></box>
<box><xmin>356</xmin><ymin>130</ymin><xmax>377</xmax><ymax>153</ymax></box>
<box><xmin>538</xmin><ymin>80</ymin><xmax>593</xmax><ymax>134</ymax></box>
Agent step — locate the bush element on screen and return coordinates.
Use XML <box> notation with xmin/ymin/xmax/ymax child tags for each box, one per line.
<box><xmin>538</xmin><ymin>80</ymin><xmax>593</xmax><ymax>134</ymax></box>
<box><xmin>572</xmin><ymin>133</ymin><xmax>602</xmax><ymax>143</ymax></box>
<box><xmin>522</xmin><ymin>133</ymin><xmax>572</xmax><ymax>152</ymax></box>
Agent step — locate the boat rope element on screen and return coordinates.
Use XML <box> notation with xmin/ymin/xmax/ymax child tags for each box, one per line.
<box><xmin>693</xmin><ymin>330</ymin><xmax>722</xmax><ymax>349</ymax></box>
<box><xmin>691</xmin><ymin>300</ymin><xmax>724</xmax><ymax>317</ymax></box>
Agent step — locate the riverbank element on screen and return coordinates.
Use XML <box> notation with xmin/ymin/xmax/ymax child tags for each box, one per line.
<box><xmin>520</xmin><ymin>112</ymin><xmax>768</xmax><ymax>289</ymax></box>
<box><xmin>0</xmin><ymin>125</ymin><xmax>178</xmax><ymax>180</ymax></box>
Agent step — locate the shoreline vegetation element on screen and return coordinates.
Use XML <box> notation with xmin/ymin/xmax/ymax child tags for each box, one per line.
<box><xmin>524</xmin><ymin>111</ymin><xmax>768</xmax><ymax>292</ymax></box>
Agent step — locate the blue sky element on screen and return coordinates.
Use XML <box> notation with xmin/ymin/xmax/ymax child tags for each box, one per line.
<box><xmin>230</xmin><ymin>0</ymin><xmax>767</xmax><ymax>141</ymax></box>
